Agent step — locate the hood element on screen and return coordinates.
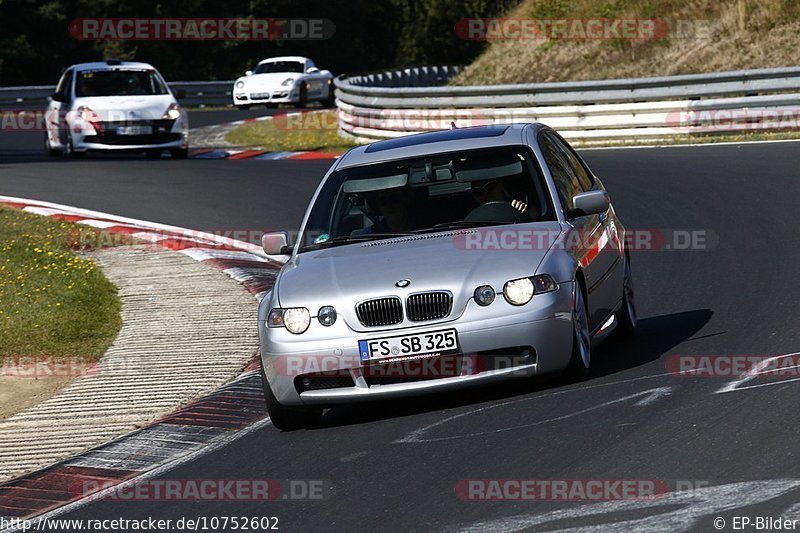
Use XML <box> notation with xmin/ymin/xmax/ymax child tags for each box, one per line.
<box><xmin>73</xmin><ymin>94</ymin><xmax>176</xmax><ymax>121</ymax></box>
<box><xmin>276</xmin><ymin>223</ymin><xmax>564</xmax><ymax>331</ymax></box>
<box><xmin>240</xmin><ymin>73</ymin><xmax>298</xmax><ymax>90</ymax></box>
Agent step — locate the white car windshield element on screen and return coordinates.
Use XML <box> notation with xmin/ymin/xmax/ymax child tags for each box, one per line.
<box><xmin>254</xmin><ymin>61</ymin><xmax>305</xmax><ymax>74</ymax></box>
<box><xmin>75</xmin><ymin>69</ymin><xmax>169</xmax><ymax>97</ymax></box>
<box><xmin>299</xmin><ymin>146</ymin><xmax>555</xmax><ymax>252</ymax></box>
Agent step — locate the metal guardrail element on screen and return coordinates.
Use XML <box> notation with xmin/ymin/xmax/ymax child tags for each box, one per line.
<box><xmin>334</xmin><ymin>66</ymin><xmax>800</xmax><ymax>143</ymax></box>
<box><xmin>0</xmin><ymin>81</ymin><xmax>234</xmax><ymax>109</ymax></box>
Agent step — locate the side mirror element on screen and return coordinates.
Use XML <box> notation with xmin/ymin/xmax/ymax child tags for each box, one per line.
<box><xmin>174</xmin><ymin>89</ymin><xmax>186</xmax><ymax>100</ymax></box>
<box><xmin>245</xmin><ymin>70</ymin><xmax>253</xmax><ymax>76</ymax></box>
<box><xmin>51</xmin><ymin>92</ymin><xmax>66</xmax><ymax>103</ymax></box>
<box><xmin>262</xmin><ymin>231</ymin><xmax>291</xmax><ymax>255</ymax></box>
<box><xmin>306</xmin><ymin>67</ymin><xmax>320</xmax><ymax>74</ymax></box>
<box><xmin>569</xmin><ymin>190</ymin><xmax>610</xmax><ymax>218</ymax></box>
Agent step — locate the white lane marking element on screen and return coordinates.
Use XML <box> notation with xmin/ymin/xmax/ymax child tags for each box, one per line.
<box><xmin>716</xmin><ymin>352</ymin><xmax>800</xmax><ymax>394</ymax></box>
<box><xmin>0</xmin><ymin>195</ymin><xmax>279</xmax><ymax>260</ymax></box>
<box><xmin>454</xmin><ymin>480</ymin><xmax>800</xmax><ymax>533</ymax></box>
<box><xmin>396</xmin><ymin>386</ymin><xmax>673</xmax><ymax>444</ymax></box>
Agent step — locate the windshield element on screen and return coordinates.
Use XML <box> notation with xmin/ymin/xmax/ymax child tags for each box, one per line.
<box><xmin>299</xmin><ymin>146</ymin><xmax>554</xmax><ymax>252</ymax></box>
<box><xmin>254</xmin><ymin>61</ymin><xmax>305</xmax><ymax>74</ymax></box>
<box><xmin>75</xmin><ymin>69</ymin><xmax>169</xmax><ymax>97</ymax></box>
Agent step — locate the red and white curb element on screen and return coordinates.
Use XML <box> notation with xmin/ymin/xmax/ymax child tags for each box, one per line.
<box><xmin>0</xmin><ymin>196</ymin><xmax>278</xmax><ymax>524</ymax></box>
<box><xmin>189</xmin><ymin>148</ymin><xmax>341</xmax><ymax>160</ymax></box>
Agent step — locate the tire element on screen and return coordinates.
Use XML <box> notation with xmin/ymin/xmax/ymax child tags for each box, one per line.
<box><xmin>617</xmin><ymin>254</ymin><xmax>637</xmax><ymax>336</ymax></box>
<box><xmin>145</xmin><ymin>150</ymin><xmax>162</xmax><ymax>159</ymax></box>
<box><xmin>44</xmin><ymin>133</ymin><xmax>60</xmax><ymax>157</ymax></box>
<box><xmin>297</xmin><ymin>82</ymin><xmax>308</xmax><ymax>108</ymax></box>
<box><xmin>170</xmin><ymin>148</ymin><xmax>189</xmax><ymax>159</ymax></box>
<box><xmin>324</xmin><ymin>81</ymin><xmax>336</xmax><ymax>108</ymax></box>
<box><xmin>62</xmin><ymin>135</ymin><xmax>84</xmax><ymax>159</ymax></box>
<box><xmin>261</xmin><ymin>366</ymin><xmax>322</xmax><ymax>431</ymax></box>
<box><xmin>235</xmin><ymin>104</ymin><xmax>251</xmax><ymax>110</ymax></box>
<box><xmin>567</xmin><ymin>278</ymin><xmax>591</xmax><ymax>377</ymax></box>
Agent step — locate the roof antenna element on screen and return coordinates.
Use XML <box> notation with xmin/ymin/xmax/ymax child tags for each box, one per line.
<box><xmin>450</xmin><ymin>121</ymin><xmax>458</xmax><ymax>129</ymax></box>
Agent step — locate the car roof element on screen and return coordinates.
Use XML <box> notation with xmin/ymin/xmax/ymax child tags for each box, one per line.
<box><xmin>257</xmin><ymin>56</ymin><xmax>309</xmax><ymax>64</ymax></box>
<box><xmin>335</xmin><ymin>123</ymin><xmax>547</xmax><ymax>170</ymax></box>
<box><xmin>69</xmin><ymin>61</ymin><xmax>156</xmax><ymax>72</ymax></box>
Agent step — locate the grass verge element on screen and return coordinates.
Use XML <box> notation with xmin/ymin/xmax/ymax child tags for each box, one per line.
<box><xmin>225</xmin><ymin>110</ymin><xmax>358</xmax><ymax>153</ymax></box>
<box><xmin>0</xmin><ymin>206</ymin><xmax>121</xmax><ymax>361</ymax></box>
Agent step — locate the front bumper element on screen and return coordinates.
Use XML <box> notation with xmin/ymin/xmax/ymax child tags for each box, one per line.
<box><xmin>233</xmin><ymin>89</ymin><xmax>297</xmax><ymax>105</ymax></box>
<box><xmin>71</xmin><ymin>119</ymin><xmax>188</xmax><ymax>152</ymax></box>
<box><xmin>260</xmin><ymin>283</ymin><xmax>574</xmax><ymax>406</ymax></box>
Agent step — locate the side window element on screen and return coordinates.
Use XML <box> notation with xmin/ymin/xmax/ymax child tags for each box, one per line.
<box><xmin>551</xmin><ymin>132</ymin><xmax>594</xmax><ymax>191</ymax></box>
<box><xmin>55</xmin><ymin>69</ymin><xmax>73</xmax><ymax>97</ymax></box>
<box><xmin>539</xmin><ymin>132</ymin><xmax>583</xmax><ymax>211</ymax></box>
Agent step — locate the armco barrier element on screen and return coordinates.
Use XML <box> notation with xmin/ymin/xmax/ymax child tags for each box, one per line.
<box><xmin>333</xmin><ymin>66</ymin><xmax>800</xmax><ymax>143</ymax></box>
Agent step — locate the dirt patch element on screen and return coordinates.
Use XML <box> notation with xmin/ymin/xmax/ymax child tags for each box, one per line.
<box><xmin>0</xmin><ymin>375</ymin><xmax>72</xmax><ymax>420</ymax></box>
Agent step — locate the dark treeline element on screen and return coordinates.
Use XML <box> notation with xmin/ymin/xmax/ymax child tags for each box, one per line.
<box><xmin>0</xmin><ymin>0</ymin><xmax>518</xmax><ymax>85</ymax></box>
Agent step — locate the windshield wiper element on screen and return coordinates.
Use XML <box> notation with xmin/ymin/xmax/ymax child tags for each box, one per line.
<box><xmin>412</xmin><ymin>220</ymin><xmax>516</xmax><ymax>234</ymax></box>
<box><xmin>300</xmin><ymin>233</ymin><xmax>413</xmax><ymax>251</ymax></box>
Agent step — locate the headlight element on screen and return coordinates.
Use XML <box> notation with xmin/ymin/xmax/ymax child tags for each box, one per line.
<box><xmin>235</xmin><ymin>80</ymin><xmax>245</xmax><ymax>89</ymax></box>
<box><xmin>283</xmin><ymin>308</ymin><xmax>311</xmax><ymax>334</ymax></box>
<box><xmin>281</xmin><ymin>77</ymin><xmax>295</xmax><ymax>86</ymax></box>
<box><xmin>162</xmin><ymin>103</ymin><xmax>181</xmax><ymax>120</ymax></box>
<box><xmin>317</xmin><ymin>306</ymin><xmax>337</xmax><ymax>326</ymax></box>
<box><xmin>267</xmin><ymin>307</ymin><xmax>311</xmax><ymax>334</ymax></box>
<box><xmin>473</xmin><ymin>285</ymin><xmax>496</xmax><ymax>306</ymax></box>
<box><xmin>503</xmin><ymin>275</ymin><xmax>558</xmax><ymax>306</ymax></box>
<box><xmin>504</xmin><ymin>278</ymin><xmax>535</xmax><ymax>306</ymax></box>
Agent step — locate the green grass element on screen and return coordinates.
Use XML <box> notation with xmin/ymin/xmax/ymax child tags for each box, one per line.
<box><xmin>0</xmin><ymin>206</ymin><xmax>122</xmax><ymax>360</ymax></box>
<box><xmin>225</xmin><ymin>110</ymin><xmax>358</xmax><ymax>153</ymax></box>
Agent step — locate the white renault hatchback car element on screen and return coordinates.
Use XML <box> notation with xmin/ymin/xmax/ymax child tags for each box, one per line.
<box><xmin>232</xmin><ymin>56</ymin><xmax>334</xmax><ymax>109</ymax></box>
<box><xmin>44</xmin><ymin>60</ymin><xmax>189</xmax><ymax>158</ymax></box>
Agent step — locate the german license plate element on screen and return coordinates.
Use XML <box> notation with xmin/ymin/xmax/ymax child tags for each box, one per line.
<box><xmin>359</xmin><ymin>329</ymin><xmax>458</xmax><ymax>362</ymax></box>
<box><xmin>116</xmin><ymin>126</ymin><xmax>152</xmax><ymax>135</ymax></box>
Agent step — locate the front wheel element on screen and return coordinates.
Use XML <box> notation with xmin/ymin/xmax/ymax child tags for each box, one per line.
<box><xmin>566</xmin><ymin>279</ymin><xmax>591</xmax><ymax>377</ymax></box>
<box><xmin>296</xmin><ymin>82</ymin><xmax>308</xmax><ymax>108</ymax></box>
<box><xmin>261</xmin><ymin>366</ymin><xmax>322</xmax><ymax>431</ymax></box>
<box><xmin>617</xmin><ymin>254</ymin><xmax>637</xmax><ymax>336</ymax></box>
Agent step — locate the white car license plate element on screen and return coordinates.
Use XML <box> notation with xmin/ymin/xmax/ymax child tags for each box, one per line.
<box><xmin>359</xmin><ymin>329</ymin><xmax>459</xmax><ymax>362</ymax></box>
<box><xmin>116</xmin><ymin>126</ymin><xmax>152</xmax><ymax>135</ymax></box>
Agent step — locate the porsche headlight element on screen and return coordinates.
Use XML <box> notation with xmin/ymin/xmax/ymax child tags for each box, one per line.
<box><xmin>281</xmin><ymin>77</ymin><xmax>295</xmax><ymax>86</ymax></box>
<box><xmin>235</xmin><ymin>80</ymin><xmax>245</xmax><ymax>89</ymax></box>
<box><xmin>268</xmin><ymin>307</ymin><xmax>311</xmax><ymax>334</ymax></box>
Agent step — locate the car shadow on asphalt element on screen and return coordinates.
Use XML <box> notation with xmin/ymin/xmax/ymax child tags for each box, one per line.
<box><xmin>309</xmin><ymin>308</ymin><xmax>714</xmax><ymax>430</ymax></box>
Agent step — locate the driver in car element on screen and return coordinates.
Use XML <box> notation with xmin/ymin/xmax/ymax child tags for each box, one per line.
<box><xmin>470</xmin><ymin>178</ymin><xmax>540</xmax><ymax>219</ymax></box>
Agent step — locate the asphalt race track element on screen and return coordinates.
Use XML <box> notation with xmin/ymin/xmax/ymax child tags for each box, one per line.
<box><xmin>3</xmin><ymin>115</ymin><xmax>800</xmax><ymax>531</ymax></box>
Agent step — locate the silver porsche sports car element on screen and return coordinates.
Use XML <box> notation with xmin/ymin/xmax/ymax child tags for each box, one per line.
<box><xmin>258</xmin><ymin>123</ymin><xmax>636</xmax><ymax>429</ymax></box>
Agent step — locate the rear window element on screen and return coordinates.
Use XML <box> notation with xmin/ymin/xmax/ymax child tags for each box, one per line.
<box><xmin>75</xmin><ymin>69</ymin><xmax>169</xmax><ymax>97</ymax></box>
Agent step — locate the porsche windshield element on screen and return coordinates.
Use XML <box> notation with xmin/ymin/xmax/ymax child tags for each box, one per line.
<box><xmin>254</xmin><ymin>61</ymin><xmax>305</xmax><ymax>74</ymax></box>
<box><xmin>75</xmin><ymin>69</ymin><xmax>169</xmax><ymax>97</ymax></box>
<box><xmin>299</xmin><ymin>146</ymin><xmax>555</xmax><ymax>252</ymax></box>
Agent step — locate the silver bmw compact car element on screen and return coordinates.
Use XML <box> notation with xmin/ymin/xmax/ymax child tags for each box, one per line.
<box><xmin>258</xmin><ymin>124</ymin><xmax>636</xmax><ymax>429</ymax></box>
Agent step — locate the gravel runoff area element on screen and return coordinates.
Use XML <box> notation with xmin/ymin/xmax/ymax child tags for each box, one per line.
<box><xmin>0</xmin><ymin>245</ymin><xmax>259</xmax><ymax>482</ymax></box>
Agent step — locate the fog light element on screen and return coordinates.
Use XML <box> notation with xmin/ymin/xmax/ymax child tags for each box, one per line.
<box><xmin>474</xmin><ymin>285</ymin><xmax>496</xmax><ymax>306</ymax></box>
<box><xmin>318</xmin><ymin>306</ymin><xmax>337</xmax><ymax>326</ymax></box>
<box><xmin>301</xmin><ymin>377</ymin><xmax>312</xmax><ymax>389</ymax></box>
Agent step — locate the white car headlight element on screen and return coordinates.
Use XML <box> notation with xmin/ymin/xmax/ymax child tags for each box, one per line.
<box><xmin>235</xmin><ymin>80</ymin><xmax>245</xmax><ymax>89</ymax></box>
<box><xmin>317</xmin><ymin>306</ymin><xmax>337</xmax><ymax>326</ymax></box>
<box><xmin>162</xmin><ymin>103</ymin><xmax>181</xmax><ymax>120</ymax></box>
<box><xmin>503</xmin><ymin>275</ymin><xmax>558</xmax><ymax>306</ymax></box>
<box><xmin>268</xmin><ymin>307</ymin><xmax>311</xmax><ymax>334</ymax></box>
<box><xmin>473</xmin><ymin>285</ymin><xmax>496</xmax><ymax>306</ymax></box>
<box><xmin>281</xmin><ymin>78</ymin><xmax>295</xmax><ymax>86</ymax></box>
